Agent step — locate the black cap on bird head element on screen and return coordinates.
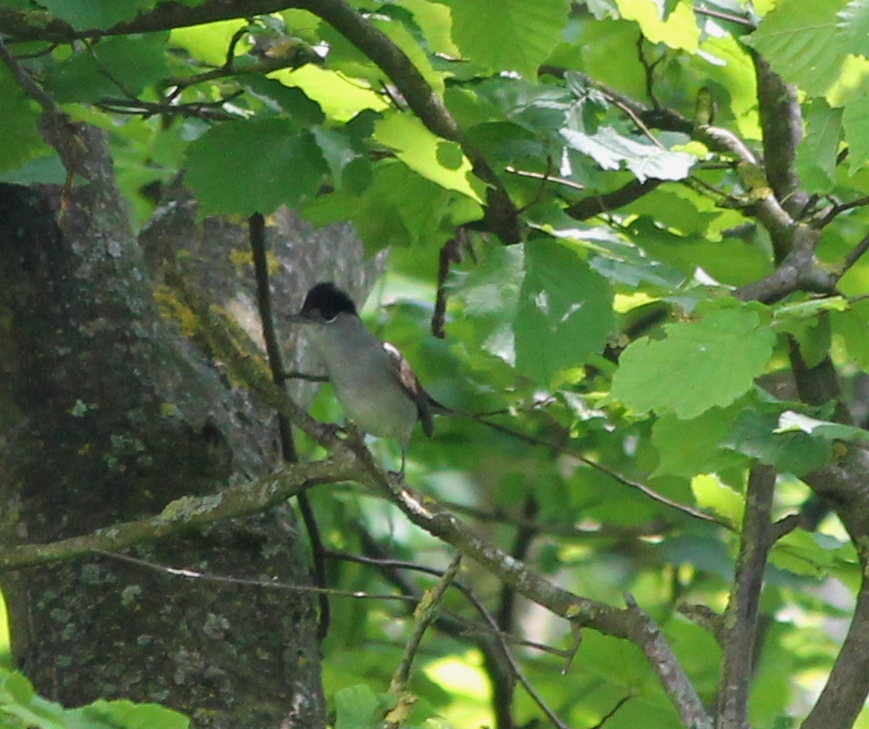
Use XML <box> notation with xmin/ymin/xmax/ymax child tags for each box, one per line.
<box><xmin>299</xmin><ymin>282</ymin><xmax>359</xmax><ymax>322</ymax></box>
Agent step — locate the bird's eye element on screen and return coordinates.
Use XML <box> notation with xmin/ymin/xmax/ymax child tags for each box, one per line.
<box><xmin>323</xmin><ymin>312</ymin><xmax>338</xmax><ymax>323</ymax></box>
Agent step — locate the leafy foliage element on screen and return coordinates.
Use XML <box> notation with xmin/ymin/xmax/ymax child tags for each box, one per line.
<box><xmin>5</xmin><ymin>0</ymin><xmax>869</xmax><ymax>727</ymax></box>
<box><xmin>0</xmin><ymin>668</ymin><xmax>188</xmax><ymax>729</ymax></box>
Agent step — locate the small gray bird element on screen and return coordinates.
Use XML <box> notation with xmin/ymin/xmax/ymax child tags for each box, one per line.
<box><xmin>290</xmin><ymin>282</ymin><xmax>440</xmax><ymax>475</ymax></box>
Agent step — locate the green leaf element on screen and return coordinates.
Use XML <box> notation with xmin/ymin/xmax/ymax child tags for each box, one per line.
<box><xmin>652</xmin><ymin>405</ymin><xmax>746</xmax><ymax>478</ymax></box>
<box><xmin>241</xmin><ymin>77</ymin><xmax>325</xmax><ymax>125</ymax></box>
<box><xmin>334</xmin><ymin>685</ymin><xmax>380</xmax><ymax>729</ymax></box>
<box><xmin>831</xmin><ymin>299</ymin><xmax>869</xmax><ymax>369</ymax></box>
<box><xmin>185</xmin><ymin>119</ymin><xmax>327</xmax><ymax>217</ymax></box>
<box><xmin>270</xmin><ymin>66</ymin><xmax>388</xmax><ymax>122</ymax></box>
<box><xmin>0</xmin><ymin>66</ymin><xmax>50</xmax><ymax>173</ymax></box>
<box><xmin>614</xmin><ymin>0</ymin><xmax>700</xmax><ymax>51</ymax></box>
<box><xmin>629</xmin><ymin>217</ymin><xmax>772</xmax><ymax>287</ymax></box>
<box><xmin>770</xmin><ymin>530</ymin><xmax>858</xmax><ymax>578</ymax></box>
<box><xmin>611</xmin><ymin>303</ymin><xmax>776</xmax><ymax>419</ymax></box>
<box><xmin>77</xmin><ymin>700</ymin><xmax>189</xmax><ymax>729</ymax></box>
<box><xmin>837</xmin><ymin>0</ymin><xmax>869</xmax><ymax>56</ymax></box>
<box><xmin>514</xmin><ymin>238</ymin><xmax>614</xmax><ymax>384</ymax></box>
<box><xmin>721</xmin><ymin>407</ymin><xmax>832</xmax><ymax>476</ymax></box>
<box><xmin>39</xmin><ymin>0</ymin><xmax>156</xmax><ymax>29</ymax></box>
<box><xmin>373</xmin><ymin>113</ymin><xmax>482</xmax><ymax>201</ymax></box>
<box><xmin>691</xmin><ymin>473</ymin><xmax>744</xmax><ymax>524</ymax></box>
<box><xmin>445</xmin><ymin>0</ymin><xmax>570</xmax><ymax>78</ymax></box>
<box><xmin>795</xmin><ymin>99</ymin><xmax>843</xmax><ymax>193</ymax></box>
<box><xmin>745</xmin><ymin>0</ymin><xmax>850</xmax><ymax>97</ymax></box>
<box><xmin>169</xmin><ymin>20</ymin><xmax>248</xmax><ymax>66</ymax></box>
<box><xmin>312</xmin><ymin>128</ymin><xmax>358</xmax><ymax>188</ymax></box>
<box><xmin>843</xmin><ymin>93</ymin><xmax>869</xmax><ymax>173</ymax></box>
<box><xmin>561</xmin><ymin>126</ymin><xmax>695</xmax><ymax>182</ymax></box>
<box><xmin>42</xmin><ymin>34</ymin><xmax>170</xmax><ymax>103</ymax></box>
<box><xmin>776</xmin><ymin>410</ymin><xmax>869</xmax><ymax>443</ymax></box>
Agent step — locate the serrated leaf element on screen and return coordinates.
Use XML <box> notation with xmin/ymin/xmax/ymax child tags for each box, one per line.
<box><xmin>373</xmin><ymin>113</ymin><xmax>481</xmax><ymax>201</ymax></box>
<box><xmin>445</xmin><ymin>0</ymin><xmax>569</xmax><ymax>78</ymax></box>
<box><xmin>611</xmin><ymin>305</ymin><xmax>776</xmax><ymax>419</ymax></box>
<box><xmin>745</xmin><ymin>0</ymin><xmax>850</xmax><ymax>97</ymax></box>
<box><xmin>514</xmin><ymin>239</ymin><xmax>613</xmax><ymax>384</ymax></box>
<box><xmin>561</xmin><ymin>126</ymin><xmax>695</xmax><ymax>182</ymax></box>
<box><xmin>185</xmin><ymin>119</ymin><xmax>326</xmax><ymax>217</ymax></box>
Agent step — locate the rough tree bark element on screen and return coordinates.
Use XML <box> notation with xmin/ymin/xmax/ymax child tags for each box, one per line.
<box><xmin>0</xmin><ymin>124</ymin><xmax>376</xmax><ymax>727</ymax></box>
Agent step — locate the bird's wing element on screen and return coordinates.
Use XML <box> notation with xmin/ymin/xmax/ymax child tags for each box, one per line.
<box><xmin>382</xmin><ymin>342</ymin><xmax>435</xmax><ymax>438</ymax></box>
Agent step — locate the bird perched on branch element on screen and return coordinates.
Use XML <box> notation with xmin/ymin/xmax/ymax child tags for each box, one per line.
<box><xmin>290</xmin><ymin>282</ymin><xmax>443</xmax><ymax>475</ymax></box>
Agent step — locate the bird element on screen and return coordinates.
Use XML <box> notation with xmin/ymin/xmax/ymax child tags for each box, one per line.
<box><xmin>289</xmin><ymin>282</ymin><xmax>441</xmax><ymax>476</ymax></box>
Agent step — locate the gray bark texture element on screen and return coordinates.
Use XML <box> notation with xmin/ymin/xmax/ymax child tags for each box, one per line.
<box><xmin>0</xmin><ymin>125</ymin><xmax>377</xmax><ymax>727</ymax></box>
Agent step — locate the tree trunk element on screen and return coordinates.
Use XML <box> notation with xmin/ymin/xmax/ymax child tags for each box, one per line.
<box><xmin>0</xmin><ymin>125</ymin><xmax>373</xmax><ymax>726</ymax></box>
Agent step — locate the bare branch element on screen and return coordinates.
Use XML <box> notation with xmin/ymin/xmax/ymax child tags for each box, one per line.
<box><xmin>0</xmin><ymin>458</ymin><xmax>353</xmax><ymax>571</ymax></box>
<box><xmin>565</xmin><ymin>179</ymin><xmax>664</xmax><ymax>220</ymax></box>
<box><xmin>624</xmin><ymin>593</ymin><xmax>714</xmax><ymax>729</ymax></box>
<box><xmin>0</xmin><ymin>0</ymin><xmax>296</xmax><ymax>42</ymax></box>
<box><xmin>733</xmin><ymin>224</ymin><xmax>834</xmax><ymax>303</ymax></box>
<box><xmin>716</xmin><ymin>465</ymin><xmax>775</xmax><ymax>729</ymax></box>
<box><xmin>836</xmin><ymin>230</ymin><xmax>869</xmax><ymax>279</ymax></box>
<box><xmin>344</xmin><ymin>431</ymin><xmax>713</xmax><ymax>729</ymax></box>
<box><xmin>387</xmin><ymin>553</ymin><xmax>462</xmax><ymax>698</ymax></box>
<box><xmin>752</xmin><ymin>54</ymin><xmax>808</xmax><ymax>222</ymax></box>
<box><xmin>802</xmin><ymin>545</ymin><xmax>869</xmax><ymax>729</ymax></box>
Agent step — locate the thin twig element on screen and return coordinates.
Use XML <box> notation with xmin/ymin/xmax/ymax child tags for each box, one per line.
<box><xmin>837</xmin><ymin>230</ymin><xmax>869</xmax><ymax>279</ymax></box>
<box><xmin>325</xmin><ymin>548</ymin><xmax>568</xmax><ymax>656</ymax></box>
<box><xmin>0</xmin><ymin>34</ymin><xmax>66</xmax><ymax>122</ymax></box>
<box><xmin>505</xmin><ymin>166</ymin><xmax>586</xmax><ymax>191</ymax></box>
<box><xmin>95</xmin><ymin>549</ymin><xmax>415</xmax><ymax>602</ymax></box>
<box><xmin>474</xmin><ymin>416</ymin><xmax>729</xmax><ymax>528</ymax></box>
<box><xmin>388</xmin><ymin>553</ymin><xmax>462</xmax><ymax>694</ymax></box>
<box><xmin>817</xmin><ymin>195</ymin><xmax>869</xmax><ymax>228</ymax></box>
<box><xmin>694</xmin><ymin>5</ymin><xmax>756</xmax><ymax>28</ymax></box>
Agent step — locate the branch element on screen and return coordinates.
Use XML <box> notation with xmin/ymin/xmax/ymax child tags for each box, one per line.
<box><xmin>623</xmin><ymin>594</ymin><xmax>713</xmax><ymax>729</ymax></box>
<box><xmin>0</xmin><ymin>0</ymin><xmax>296</xmax><ymax>42</ymax></box>
<box><xmin>345</xmin><ymin>433</ymin><xmax>714</xmax><ymax>729</ymax></box>
<box><xmin>387</xmin><ymin>553</ymin><xmax>462</xmax><ymax>696</ymax></box>
<box><xmin>733</xmin><ymin>224</ymin><xmax>834</xmax><ymax>303</ymax></box>
<box><xmin>802</xmin><ymin>545</ymin><xmax>869</xmax><ymax>729</ymax></box>
<box><xmin>836</xmin><ymin>230</ymin><xmax>869</xmax><ymax>279</ymax></box>
<box><xmin>0</xmin><ymin>457</ymin><xmax>354</xmax><ymax>571</ymax></box>
<box><xmin>752</xmin><ymin>54</ymin><xmax>808</xmax><ymax>222</ymax></box>
<box><xmin>291</xmin><ymin>0</ymin><xmax>522</xmax><ymax>243</ymax></box>
<box><xmin>565</xmin><ymin>179</ymin><xmax>664</xmax><ymax>220</ymax></box>
<box><xmin>716</xmin><ymin>465</ymin><xmax>775</xmax><ymax>729</ymax></box>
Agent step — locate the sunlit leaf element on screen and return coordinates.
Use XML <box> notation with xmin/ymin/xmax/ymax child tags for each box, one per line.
<box><xmin>611</xmin><ymin>303</ymin><xmax>776</xmax><ymax>418</ymax></box>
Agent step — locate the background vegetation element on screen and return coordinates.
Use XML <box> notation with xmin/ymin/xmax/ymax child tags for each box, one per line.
<box><xmin>3</xmin><ymin>0</ymin><xmax>869</xmax><ymax>727</ymax></box>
